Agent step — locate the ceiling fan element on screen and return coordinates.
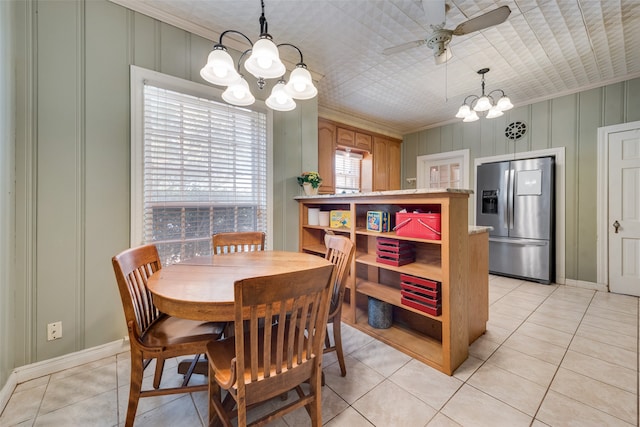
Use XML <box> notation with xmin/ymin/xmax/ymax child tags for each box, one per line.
<box><xmin>383</xmin><ymin>1</ymin><xmax>511</xmax><ymax>64</ymax></box>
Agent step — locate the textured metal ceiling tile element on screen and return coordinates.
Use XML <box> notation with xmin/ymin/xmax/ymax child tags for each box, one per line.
<box><xmin>117</xmin><ymin>0</ymin><xmax>640</xmax><ymax>133</ymax></box>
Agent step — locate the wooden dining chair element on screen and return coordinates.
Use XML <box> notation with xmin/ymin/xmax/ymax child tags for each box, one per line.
<box><xmin>205</xmin><ymin>263</ymin><xmax>336</xmax><ymax>427</ymax></box>
<box><xmin>212</xmin><ymin>231</ymin><xmax>266</xmax><ymax>254</ymax></box>
<box><xmin>323</xmin><ymin>235</ymin><xmax>355</xmax><ymax>377</ymax></box>
<box><xmin>112</xmin><ymin>244</ymin><xmax>225</xmax><ymax>427</ymax></box>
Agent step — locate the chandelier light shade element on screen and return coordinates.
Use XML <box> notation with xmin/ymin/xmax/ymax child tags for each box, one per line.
<box><xmin>285</xmin><ymin>65</ymin><xmax>317</xmax><ymax>99</ymax></box>
<box><xmin>222</xmin><ymin>77</ymin><xmax>256</xmax><ymax>106</ymax></box>
<box><xmin>200</xmin><ymin>0</ymin><xmax>317</xmax><ymax>111</ymax></box>
<box><xmin>200</xmin><ymin>47</ymin><xmax>241</xmax><ymax>85</ymax></box>
<box><xmin>463</xmin><ymin>110</ymin><xmax>479</xmax><ymax>122</ymax></box>
<box><xmin>266</xmin><ymin>79</ymin><xmax>296</xmax><ymax>111</ymax></box>
<box><xmin>244</xmin><ymin>36</ymin><xmax>286</xmax><ymax>79</ymax></box>
<box><xmin>456</xmin><ymin>68</ymin><xmax>513</xmax><ymax>121</ymax></box>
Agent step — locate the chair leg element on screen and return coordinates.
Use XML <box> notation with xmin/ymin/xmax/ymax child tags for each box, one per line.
<box><xmin>237</xmin><ymin>395</ymin><xmax>247</xmax><ymax>427</ymax></box>
<box><xmin>333</xmin><ymin>319</ymin><xmax>346</xmax><ymax>377</ymax></box>
<box><xmin>153</xmin><ymin>357</ymin><xmax>165</xmax><ymax>389</ymax></box>
<box><xmin>125</xmin><ymin>352</ymin><xmax>144</xmax><ymax>427</ymax></box>
<box><xmin>324</xmin><ymin>327</ymin><xmax>331</xmax><ymax>349</ymax></box>
<box><xmin>208</xmin><ymin>371</ymin><xmax>219</xmax><ymax>427</ymax></box>
<box><xmin>308</xmin><ymin>369</ymin><xmax>322</xmax><ymax>427</ymax></box>
<box><xmin>182</xmin><ymin>353</ymin><xmax>201</xmax><ymax>387</ymax></box>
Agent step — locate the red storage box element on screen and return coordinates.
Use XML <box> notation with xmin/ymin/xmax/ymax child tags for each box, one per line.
<box><xmin>401</xmin><ymin>290</ymin><xmax>438</xmax><ymax>307</ymax></box>
<box><xmin>376</xmin><ymin>237</ymin><xmax>415</xmax><ymax>266</ymax></box>
<box><xmin>376</xmin><ymin>255</ymin><xmax>414</xmax><ymax>266</ymax></box>
<box><xmin>400</xmin><ymin>274</ymin><xmax>439</xmax><ymax>292</ymax></box>
<box><xmin>401</xmin><ymin>273</ymin><xmax>441</xmax><ymax>311</ymax></box>
<box><xmin>401</xmin><ymin>296</ymin><xmax>441</xmax><ymax>316</ymax></box>
<box><xmin>401</xmin><ymin>282</ymin><xmax>438</xmax><ymax>299</ymax></box>
<box><xmin>394</xmin><ymin>212</ymin><xmax>441</xmax><ymax>240</ymax></box>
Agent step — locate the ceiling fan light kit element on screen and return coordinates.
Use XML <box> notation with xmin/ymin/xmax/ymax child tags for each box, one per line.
<box><xmin>200</xmin><ymin>0</ymin><xmax>317</xmax><ymax>111</ymax></box>
<box><xmin>456</xmin><ymin>68</ymin><xmax>513</xmax><ymax>122</ymax></box>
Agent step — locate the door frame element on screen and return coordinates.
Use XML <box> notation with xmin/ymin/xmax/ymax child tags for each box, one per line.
<box><xmin>596</xmin><ymin>120</ymin><xmax>640</xmax><ymax>289</ymax></box>
<box><xmin>474</xmin><ymin>147</ymin><xmax>566</xmax><ymax>285</ymax></box>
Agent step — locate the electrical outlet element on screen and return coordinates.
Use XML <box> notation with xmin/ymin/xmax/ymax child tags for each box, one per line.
<box><xmin>47</xmin><ymin>321</ymin><xmax>62</xmax><ymax>341</ymax></box>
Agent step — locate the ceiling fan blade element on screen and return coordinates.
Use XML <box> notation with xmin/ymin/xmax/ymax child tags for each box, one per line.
<box><xmin>452</xmin><ymin>5</ymin><xmax>511</xmax><ymax>36</ymax></box>
<box><xmin>423</xmin><ymin>0</ymin><xmax>446</xmax><ymax>27</ymax></box>
<box><xmin>383</xmin><ymin>39</ymin><xmax>426</xmax><ymax>55</ymax></box>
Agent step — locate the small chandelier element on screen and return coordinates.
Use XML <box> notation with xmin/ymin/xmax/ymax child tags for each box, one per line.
<box><xmin>455</xmin><ymin>68</ymin><xmax>513</xmax><ymax>122</ymax></box>
<box><xmin>200</xmin><ymin>0</ymin><xmax>317</xmax><ymax>112</ymax></box>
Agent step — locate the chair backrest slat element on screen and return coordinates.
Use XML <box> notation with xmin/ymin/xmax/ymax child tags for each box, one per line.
<box><xmin>212</xmin><ymin>232</ymin><xmax>266</xmax><ymax>254</ymax></box>
<box><xmin>324</xmin><ymin>236</ymin><xmax>355</xmax><ymax>317</ymax></box>
<box><xmin>112</xmin><ymin>245</ymin><xmax>162</xmax><ymax>339</ymax></box>
<box><xmin>233</xmin><ymin>264</ymin><xmax>335</xmax><ymax>390</ymax></box>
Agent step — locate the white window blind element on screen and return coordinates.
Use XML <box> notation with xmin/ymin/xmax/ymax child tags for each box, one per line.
<box><xmin>335</xmin><ymin>150</ymin><xmax>362</xmax><ymax>193</ymax></box>
<box><xmin>143</xmin><ymin>84</ymin><xmax>267</xmax><ymax>264</ymax></box>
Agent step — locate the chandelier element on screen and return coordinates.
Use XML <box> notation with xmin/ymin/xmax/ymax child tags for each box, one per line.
<box><xmin>200</xmin><ymin>0</ymin><xmax>317</xmax><ymax>112</ymax></box>
<box><xmin>455</xmin><ymin>68</ymin><xmax>513</xmax><ymax>122</ymax></box>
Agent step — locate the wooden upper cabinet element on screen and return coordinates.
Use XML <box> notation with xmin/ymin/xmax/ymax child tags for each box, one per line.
<box><xmin>336</xmin><ymin>127</ymin><xmax>355</xmax><ymax>148</ymax></box>
<box><xmin>318</xmin><ymin>119</ymin><xmax>336</xmax><ymax>194</ymax></box>
<box><xmin>336</xmin><ymin>127</ymin><xmax>372</xmax><ymax>152</ymax></box>
<box><xmin>372</xmin><ymin>137</ymin><xmax>388</xmax><ymax>192</ymax></box>
<box><xmin>388</xmin><ymin>139</ymin><xmax>401</xmax><ymax>190</ymax></box>
<box><xmin>318</xmin><ymin>118</ymin><xmax>400</xmax><ymax>193</ymax></box>
<box><xmin>373</xmin><ymin>136</ymin><xmax>402</xmax><ymax>191</ymax></box>
<box><xmin>355</xmin><ymin>132</ymin><xmax>372</xmax><ymax>151</ymax></box>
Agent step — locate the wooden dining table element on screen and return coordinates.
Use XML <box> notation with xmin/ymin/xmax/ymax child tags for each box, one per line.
<box><xmin>147</xmin><ymin>250</ymin><xmax>332</xmax><ymax>322</ymax></box>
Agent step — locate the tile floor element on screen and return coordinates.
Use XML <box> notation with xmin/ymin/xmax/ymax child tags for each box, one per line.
<box><xmin>1</xmin><ymin>275</ymin><xmax>638</xmax><ymax>426</ymax></box>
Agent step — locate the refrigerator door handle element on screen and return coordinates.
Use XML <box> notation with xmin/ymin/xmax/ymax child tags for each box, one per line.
<box><xmin>502</xmin><ymin>169</ymin><xmax>509</xmax><ymax>229</ymax></box>
<box><xmin>508</xmin><ymin>168</ymin><xmax>515</xmax><ymax>229</ymax></box>
<box><xmin>489</xmin><ymin>237</ymin><xmax>549</xmax><ymax>246</ymax></box>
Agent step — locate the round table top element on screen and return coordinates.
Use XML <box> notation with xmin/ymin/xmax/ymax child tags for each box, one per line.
<box><xmin>147</xmin><ymin>250</ymin><xmax>331</xmax><ymax>321</ymax></box>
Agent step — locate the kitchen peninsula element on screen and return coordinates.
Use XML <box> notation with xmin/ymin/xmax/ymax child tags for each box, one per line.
<box><xmin>296</xmin><ymin>189</ymin><xmax>489</xmax><ymax>375</ymax></box>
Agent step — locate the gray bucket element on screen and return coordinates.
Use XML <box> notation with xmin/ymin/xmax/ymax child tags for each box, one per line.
<box><xmin>368</xmin><ymin>297</ymin><xmax>392</xmax><ymax>329</ymax></box>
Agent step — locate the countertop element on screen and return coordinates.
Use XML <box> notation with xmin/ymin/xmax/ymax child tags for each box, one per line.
<box><xmin>294</xmin><ymin>188</ymin><xmax>473</xmax><ymax>200</ymax></box>
<box><xmin>468</xmin><ymin>225</ymin><xmax>492</xmax><ymax>235</ymax></box>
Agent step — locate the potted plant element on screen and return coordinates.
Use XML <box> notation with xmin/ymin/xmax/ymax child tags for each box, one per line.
<box><xmin>297</xmin><ymin>171</ymin><xmax>322</xmax><ymax>196</ymax></box>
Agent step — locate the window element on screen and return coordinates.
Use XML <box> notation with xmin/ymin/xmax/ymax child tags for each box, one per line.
<box><xmin>417</xmin><ymin>149</ymin><xmax>469</xmax><ymax>190</ymax></box>
<box><xmin>335</xmin><ymin>149</ymin><xmax>362</xmax><ymax>193</ymax></box>
<box><xmin>131</xmin><ymin>66</ymin><xmax>271</xmax><ymax>265</ymax></box>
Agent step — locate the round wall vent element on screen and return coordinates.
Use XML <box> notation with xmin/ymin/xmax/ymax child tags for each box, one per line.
<box><xmin>505</xmin><ymin>121</ymin><xmax>527</xmax><ymax>140</ymax></box>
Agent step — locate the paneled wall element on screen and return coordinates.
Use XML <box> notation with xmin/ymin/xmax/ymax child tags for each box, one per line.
<box><xmin>10</xmin><ymin>0</ymin><xmax>317</xmax><ymax>368</ymax></box>
<box><xmin>1</xmin><ymin>0</ymin><xmax>16</xmax><ymax>388</ymax></box>
<box><xmin>402</xmin><ymin>78</ymin><xmax>640</xmax><ymax>285</ymax></box>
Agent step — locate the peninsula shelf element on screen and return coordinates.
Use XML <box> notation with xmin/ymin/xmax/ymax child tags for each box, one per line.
<box><xmin>296</xmin><ymin>189</ymin><xmax>489</xmax><ymax>375</ymax></box>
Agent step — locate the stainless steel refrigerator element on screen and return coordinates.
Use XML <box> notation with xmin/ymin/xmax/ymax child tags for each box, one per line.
<box><xmin>476</xmin><ymin>157</ymin><xmax>554</xmax><ymax>284</ymax></box>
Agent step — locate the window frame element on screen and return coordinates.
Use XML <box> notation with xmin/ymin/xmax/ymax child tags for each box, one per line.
<box><xmin>416</xmin><ymin>149</ymin><xmax>470</xmax><ymax>190</ymax></box>
<box><xmin>334</xmin><ymin>149</ymin><xmax>363</xmax><ymax>193</ymax></box>
<box><xmin>130</xmin><ymin>65</ymin><xmax>274</xmax><ymax>250</ymax></box>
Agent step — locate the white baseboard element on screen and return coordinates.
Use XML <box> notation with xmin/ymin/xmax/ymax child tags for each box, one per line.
<box><xmin>1</xmin><ymin>338</ymin><xmax>130</xmax><ymax>414</ymax></box>
<box><xmin>564</xmin><ymin>278</ymin><xmax>608</xmax><ymax>293</ymax></box>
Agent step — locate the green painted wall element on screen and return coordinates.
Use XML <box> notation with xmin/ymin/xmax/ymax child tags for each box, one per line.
<box><xmin>7</xmin><ymin>0</ymin><xmax>636</xmax><ymax>387</ymax></box>
<box><xmin>9</xmin><ymin>0</ymin><xmax>317</xmax><ymax>368</ymax></box>
<box><xmin>1</xmin><ymin>0</ymin><xmax>17</xmax><ymax>387</ymax></box>
<box><xmin>402</xmin><ymin>78</ymin><xmax>640</xmax><ymax>284</ymax></box>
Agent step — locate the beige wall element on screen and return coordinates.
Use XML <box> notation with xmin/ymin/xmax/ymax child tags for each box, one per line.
<box><xmin>6</xmin><ymin>0</ymin><xmax>317</xmax><ymax>376</ymax></box>
<box><xmin>402</xmin><ymin>78</ymin><xmax>640</xmax><ymax>285</ymax></box>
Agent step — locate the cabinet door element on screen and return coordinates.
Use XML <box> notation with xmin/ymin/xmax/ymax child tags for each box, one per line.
<box><xmin>373</xmin><ymin>137</ymin><xmax>388</xmax><ymax>191</ymax></box>
<box><xmin>337</xmin><ymin>127</ymin><xmax>355</xmax><ymax>148</ymax></box>
<box><xmin>318</xmin><ymin>119</ymin><xmax>336</xmax><ymax>193</ymax></box>
<box><xmin>355</xmin><ymin>132</ymin><xmax>372</xmax><ymax>151</ymax></box>
<box><xmin>373</xmin><ymin>137</ymin><xmax>401</xmax><ymax>191</ymax></box>
<box><xmin>388</xmin><ymin>140</ymin><xmax>401</xmax><ymax>190</ymax></box>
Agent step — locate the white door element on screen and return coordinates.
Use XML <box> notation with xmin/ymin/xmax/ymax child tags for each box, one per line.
<box><xmin>609</xmin><ymin>127</ymin><xmax>640</xmax><ymax>295</ymax></box>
